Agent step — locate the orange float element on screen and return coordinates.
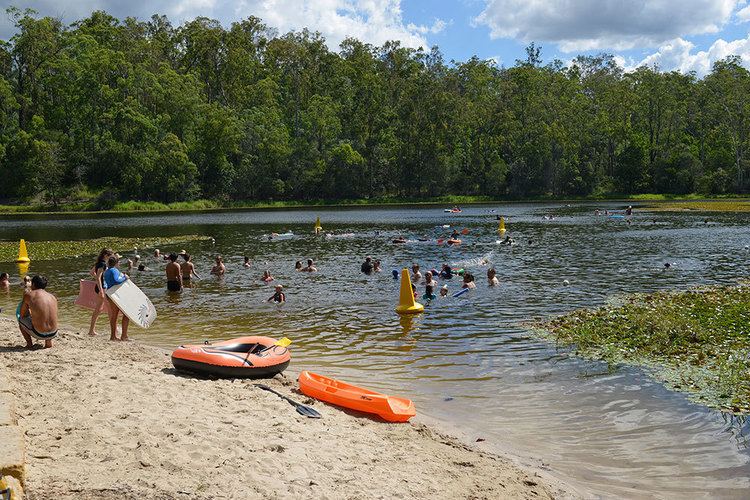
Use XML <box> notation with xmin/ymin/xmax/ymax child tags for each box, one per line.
<box><xmin>298</xmin><ymin>371</ymin><xmax>416</xmax><ymax>422</ymax></box>
<box><xmin>171</xmin><ymin>336</ymin><xmax>290</xmax><ymax>378</ymax></box>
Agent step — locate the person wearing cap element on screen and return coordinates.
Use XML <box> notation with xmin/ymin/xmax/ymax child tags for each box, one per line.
<box><xmin>439</xmin><ymin>284</ymin><xmax>449</xmax><ymax>297</ymax></box>
<box><xmin>267</xmin><ymin>284</ymin><xmax>286</xmax><ymax>303</ymax></box>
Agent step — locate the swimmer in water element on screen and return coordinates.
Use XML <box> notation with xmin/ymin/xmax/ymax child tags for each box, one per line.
<box><xmin>487</xmin><ymin>268</ymin><xmax>499</xmax><ymax>286</ymax></box>
<box><xmin>0</xmin><ymin>272</ymin><xmax>9</xmax><ymax>291</ymax></box>
<box><xmin>210</xmin><ymin>256</ymin><xmax>226</xmax><ymax>276</ymax></box>
<box><xmin>424</xmin><ymin>271</ymin><xmax>436</xmax><ymax>288</ymax></box>
<box><xmin>303</xmin><ymin>259</ymin><xmax>317</xmax><ymax>272</ymax></box>
<box><xmin>181</xmin><ymin>253</ymin><xmax>200</xmax><ymax>281</ymax></box>
<box><xmin>411</xmin><ymin>283</ymin><xmax>417</xmax><ymax>300</ymax></box>
<box><xmin>243</xmin><ymin>256</ymin><xmax>251</xmax><ymax>268</ymax></box>
<box><xmin>462</xmin><ymin>273</ymin><xmax>476</xmax><ymax>289</ymax></box>
<box><xmin>262</xmin><ymin>270</ymin><xmax>274</xmax><ymax>282</ymax></box>
<box><xmin>423</xmin><ymin>284</ymin><xmax>436</xmax><ymax>301</ymax></box>
<box><xmin>295</xmin><ymin>261</ymin><xmax>303</xmax><ymax>271</ymax></box>
<box><xmin>411</xmin><ymin>264</ymin><xmax>422</xmax><ymax>282</ymax></box>
<box><xmin>267</xmin><ymin>284</ymin><xmax>285</xmax><ymax>303</ymax></box>
<box><xmin>440</xmin><ymin>284</ymin><xmax>449</xmax><ymax>297</ymax></box>
<box><xmin>392</xmin><ymin>269</ymin><xmax>399</xmax><ymax>279</ymax></box>
<box><xmin>373</xmin><ymin>260</ymin><xmax>382</xmax><ymax>272</ymax></box>
<box><xmin>440</xmin><ymin>264</ymin><xmax>453</xmax><ymax>279</ymax></box>
<box><xmin>393</xmin><ymin>236</ymin><xmax>407</xmax><ymax>244</ymax></box>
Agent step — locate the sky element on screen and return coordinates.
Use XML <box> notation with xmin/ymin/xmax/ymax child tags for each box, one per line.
<box><xmin>1</xmin><ymin>0</ymin><xmax>750</xmax><ymax>76</ymax></box>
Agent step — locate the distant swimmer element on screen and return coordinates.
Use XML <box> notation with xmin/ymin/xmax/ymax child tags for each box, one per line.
<box><xmin>303</xmin><ymin>259</ymin><xmax>317</xmax><ymax>272</ymax></box>
<box><xmin>411</xmin><ymin>283</ymin><xmax>417</xmax><ymax>299</ymax></box>
<box><xmin>487</xmin><ymin>268</ymin><xmax>499</xmax><ymax>286</ymax></box>
<box><xmin>440</xmin><ymin>284</ymin><xmax>449</xmax><ymax>297</ymax></box>
<box><xmin>393</xmin><ymin>236</ymin><xmax>407</xmax><ymax>244</ymax></box>
<box><xmin>424</xmin><ymin>271</ymin><xmax>436</xmax><ymax>288</ymax></box>
<box><xmin>181</xmin><ymin>253</ymin><xmax>200</xmax><ymax>281</ymax></box>
<box><xmin>267</xmin><ymin>284</ymin><xmax>286</xmax><ymax>303</ymax></box>
<box><xmin>446</xmin><ymin>237</ymin><xmax>461</xmax><ymax>245</ymax></box>
<box><xmin>166</xmin><ymin>253</ymin><xmax>183</xmax><ymax>292</ymax></box>
<box><xmin>154</xmin><ymin>249</ymin><xmax>161</xmax><ymax>258</ymax></box>
<box><xmin>210</xmin><ymin>256</ymin><xmax>226</xmax><ymax>276</ymax></box>
<box><xmin>295</xmin><ymin>260</ymin><xmax>303</xmax><ymax>271</ymax></box>
<box><xmin>373</xmin><ymin>260</ymin><xmax>382</xmax><ymax>272</ymax></box>
<box><xmin>137</xmin><ymin>263</ymin><xmax>149</xmax><ymax>272</ymax></box>
<box><xmin>18</xmin><ymin>275</ymin><xmax>58</xmax><ymax>349</ymax></box>
<box><xmin>243</xmin><ymin>256</ymin><xmax>251</xmax><ymax>268</ymax></box>
<box><xmin>392</xmin><ymin>269</ymin><xmax>399</xmax><ymax>279</ymax></box>
<box><xmin>440</xmin><ymin>264</ymin><xmax>453</xmax><ymax>279</ymax></box>
<box><xmin>411</xmin><ymin>264</ymin><xmax>422</xmax><ymax>282</ymax></box>
<box><xmin>626</xmin><ymin>206</ymin><xmax>633</xmax><ymax>216</ymax></box>
<box><xmin>361</xmin><ymin>256</ymin><xmax>374</xmax><ymax>274</ymax></box>
<box><xmin>262</xmin><ymin>270</ymin><xmax>274</xmax><ymax>282</ymax></box>
<box><xmin>422</xmin><ymin>284</ymin><xmax>437</xmax><ymax>301</ymax></box>
<box><xmin>0</xmin><ymin>272</ymin><xmax>9</xmax><ymax>291</ymax></box>
<box><xmin>462</xmin><ymin>273</ymin><xmax>476</xmax><ymax>289</ymax></box>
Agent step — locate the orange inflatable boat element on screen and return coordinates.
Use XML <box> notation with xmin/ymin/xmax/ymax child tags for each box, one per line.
<box><xmin>171</xmin><ymin>336</ymin><xmax>290</xmax><ymax>378</ymax></box>
<box><xmin>298</xmin><ymin>371</ymin><xmax>416</xmax><ymax>422</ymax></box>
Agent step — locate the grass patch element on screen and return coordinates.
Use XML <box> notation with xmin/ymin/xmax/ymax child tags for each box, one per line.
<box><xmin>538</xmin><ymin>284</ymin><xmax>750</xmax><ymax>414</ymax></box>
<box><xmin>645</xmin><ymin>200</ymin><xmax>750</xmax><ymax>212</ymax></box>
<box><xmin>111</xmin><ymin>200</ymin><xmax>220</xmax><ymax>211</ymax></box>
<box><xmin>0</xmin><ymin>235</ymin><xmax>213</xmax><ymax>262</ymax></box>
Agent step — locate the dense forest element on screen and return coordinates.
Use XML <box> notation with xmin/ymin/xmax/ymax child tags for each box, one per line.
<box><xmin>0</xmin><ymin>8</ymin><xmax>749</xmax><ymax>208</ymax></box>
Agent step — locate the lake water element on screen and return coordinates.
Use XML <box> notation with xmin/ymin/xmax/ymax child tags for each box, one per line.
<box><xmin>1</xmin><ymin>202</ymin><xmax>749</xmax><ymax>498</ymax></box>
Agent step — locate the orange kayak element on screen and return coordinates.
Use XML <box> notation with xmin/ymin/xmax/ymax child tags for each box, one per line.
<box><xmin>298</xmin><ymin>371</ymin><xmax>416</xmax><ymax>422</ymax></box>
<box><xmin>172</xmin><ymin>336</ymin><xmax>290</xmax><ymax>378</ymax></box>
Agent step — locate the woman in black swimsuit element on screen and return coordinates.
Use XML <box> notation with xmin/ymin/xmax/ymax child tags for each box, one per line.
<box><xmin>87</xmin><ymin>247</ymin><xmax>113</xmax><ymax>336</ymax></box>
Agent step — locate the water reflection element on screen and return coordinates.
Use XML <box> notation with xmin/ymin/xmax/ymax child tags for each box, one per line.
<box><xmin>1</xmin><ymin>202</ymin><xmax>750</xmax><ymax>497</ymax></box>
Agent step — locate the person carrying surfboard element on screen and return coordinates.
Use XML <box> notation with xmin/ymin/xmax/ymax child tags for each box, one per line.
<box><xmin>18</xmin><ymin>275</ymin><xmax>58</xmax><ymax>349</ymax></box>
<box><xmin>103</xmin><ymin>256</ymin><xmax>130</xmax><ymax>341</ymax></box>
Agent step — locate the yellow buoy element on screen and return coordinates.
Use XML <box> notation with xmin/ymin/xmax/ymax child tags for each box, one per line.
<box><xmin>395</xmin><ymin>267</ymin><xmax>424</xmax><ymax>315</ymax></box>
<box><xmin>16</xmin><ymin>239</ymin><xmax>30</xmax><ymax>263</ymax></box>
<box><xmin>498</xmin><ymin>217</ymin><xmax>506</xmax><ymax>233</ymax></box>
<box><xmin>314</xmin><ymin>216</ymin><xmax>322</xmax><ymax>234</ymax></box>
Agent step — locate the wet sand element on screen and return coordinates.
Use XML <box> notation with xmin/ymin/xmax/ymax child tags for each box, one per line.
<box><xmin>0</xmin><ymin>317</ymin><xmax>574</xmax><ymax>499</ymax></box>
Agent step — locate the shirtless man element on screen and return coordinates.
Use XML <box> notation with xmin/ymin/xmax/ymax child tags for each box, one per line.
<box><xmin>18</xmin><ymin>275</ymin><xmax>58</xmax><ymax>349</ymax></box>
<box><xmin>303</xmin><ymin>259</ymin><xmax>317</xmax><ymax>272</ymax></box>
<box><xmin>181</xmin><ymin>253</ymin><xmax>200</xmax><ymax>282</ymax></box>
<box><xmin>165</xmin><ymin>253</ymin><xmax>183</xmax><ymax>292</ymax></box>
<box><xmin>210</xmin><ymin>256</ymin><xmax>226</xmax><ymax>276</ymax></box>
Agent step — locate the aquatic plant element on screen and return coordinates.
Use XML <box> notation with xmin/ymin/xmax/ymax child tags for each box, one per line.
<box><xmin>539</xmin><ymin>284</ymin><xmax>750</xmax><ymax>414</ymax></box>
<box><xmin>647</xmin><ymin>200</ymin><xmax>750</xmax><ymax>212</ymax></box>
<box><xmin>0</xmin><ymin>235</ymin><xmax>212</xmax><ymax>262</ymax></box>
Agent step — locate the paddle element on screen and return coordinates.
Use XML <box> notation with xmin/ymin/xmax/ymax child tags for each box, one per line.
<box><xmin>254</xmin><ymin>384</ymin><xmax>322</xmax><ymax>418</ymax></box>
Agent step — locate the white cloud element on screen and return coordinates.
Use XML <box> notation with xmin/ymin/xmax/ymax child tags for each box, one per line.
<box><xmin>474</xmin><ymin>0</ymin><xmax>740</xmax><ymax>52</ymax></box>
<box><xmin>0</xmin><ymin>0</ymin><xmax>431</xmax><ymax>50</ymax></box>
<box><xmin>634</xmin><ymin>35</ymin><xmax>750</xmax><ymax>76</ymax></box>
<box><xmin>736</xmin><ymin>4</ymin><xmax>750</xmax><ymax>21</ymax></box>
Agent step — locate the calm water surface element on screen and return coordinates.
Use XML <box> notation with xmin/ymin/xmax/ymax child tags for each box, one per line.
<box><xmin>1</xmin><ymin>202</ymin><xmax>750</xmax><ymax>498</ymax></box>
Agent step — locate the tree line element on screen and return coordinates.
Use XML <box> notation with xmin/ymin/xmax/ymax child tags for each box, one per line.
<box><xmin>0</xmin><ymin>8</ymin><xmax>749</xmax><ymax>208</ymax></box>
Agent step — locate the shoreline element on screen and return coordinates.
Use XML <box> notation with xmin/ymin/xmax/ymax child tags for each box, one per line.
<box><xmin>0</xmin><ymin>317</ymin><xmax>577</xmax><ymax>499</ymax></box>
<box><xmin>1</xmin><ymin>195</ymin><xmax>749</xmax><ymax>217</ymax></box>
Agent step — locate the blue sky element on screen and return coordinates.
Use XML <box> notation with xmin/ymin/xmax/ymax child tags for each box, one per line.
<box><xmin>2</xmin><ymin>0</ymin><xmax>750</xmax><ymax>76</ymax></box>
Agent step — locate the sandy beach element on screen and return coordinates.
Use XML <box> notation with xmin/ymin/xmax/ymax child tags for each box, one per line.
<box><xmin>0</xmin><ymin>316</ymin><xmax>576</xmax><ymax>499</ymax></box>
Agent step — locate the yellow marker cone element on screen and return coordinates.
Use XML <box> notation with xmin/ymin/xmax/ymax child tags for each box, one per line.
<box><xmin>395</xmin><ymin>267</ymin><xmax>424</xmax><ymax>315</ymax></box>
<box><xmin>498</xmin><ymin>217</ymin><xmax>506</xmax><ymax>233</ymax></box>
<box><xmin>314</xmin><ymin>216</ymin><xmax>322</xmax><ymax>233</ymax></box>
<box><xmin>16</xmin><ymin>239</ymin><xmax>30</xmax><ymax>263</ymax></box>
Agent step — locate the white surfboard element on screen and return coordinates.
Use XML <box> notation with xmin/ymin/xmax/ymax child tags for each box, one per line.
<box><xmin>105</xmin><ymin>279</ymin><xmax>157</xmax><ymax>328</ymax></box>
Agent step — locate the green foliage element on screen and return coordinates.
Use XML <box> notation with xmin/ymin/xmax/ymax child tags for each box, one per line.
<box><xmin>541</xmin><ymin>285</ymin><xmax>750</xmax><ymax>413</ymax></box>
<box><xmin>0</xmin><ymin>234</ymin><xmax>212</xmax><ymax>262</ymax></box>
<box><xmin>0</xmin><ymin>10</ymin><xmax>749</xmax><ymax>209</ymax></box>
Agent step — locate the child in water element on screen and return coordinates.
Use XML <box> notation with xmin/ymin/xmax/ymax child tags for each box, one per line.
<box><xmin>295</xmin><ymin>261</ymin><xmax>303</xmax><ymax>271</ymax></box>
<box><xmin>0</xmin><ymin>272</ymin><xmax>9</xmax><ymax>291</ymax></box>
<box><xmin>262</xmin><ymin>270</ymin><xmax>274</xmax><ymax>282</ymax></box>
<box><xmin>411</xmin><ymin>283</ymin><xmax>417</xmax><ymax>299</ymax></box>
<box><xmin>267</xmin><ymin>284</ymin><xmax>285</xmax><ymax>303</ymax></box>
<box><xmin>439</xmin><ymin>284</ymin><xmax>449</xmax><ymax>297</ymax></box>
<box><xmin>243</xmin><ymin>256</ymin><xmax>251</xmax><ymax>268</ymax></box>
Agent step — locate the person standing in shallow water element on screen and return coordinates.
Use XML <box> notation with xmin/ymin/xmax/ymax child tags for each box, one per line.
<box><xmin>211</xmin><ymin>256</ymin><xmax>226</xmax><ymax>276</ymax></box>
<box><xmin>88</xmin><ymin>247</ymin><xmax>113</xmax><ymax>337</ymax></box>
<box><xmin>165</xmin><ymin>253</ymin><xmax>183</xmax><ymax>292</ymax></box>
<box><xmin>181</xmin><ymin>253</ymin><xmax>200</xmax><ymax>282</ymax></box>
